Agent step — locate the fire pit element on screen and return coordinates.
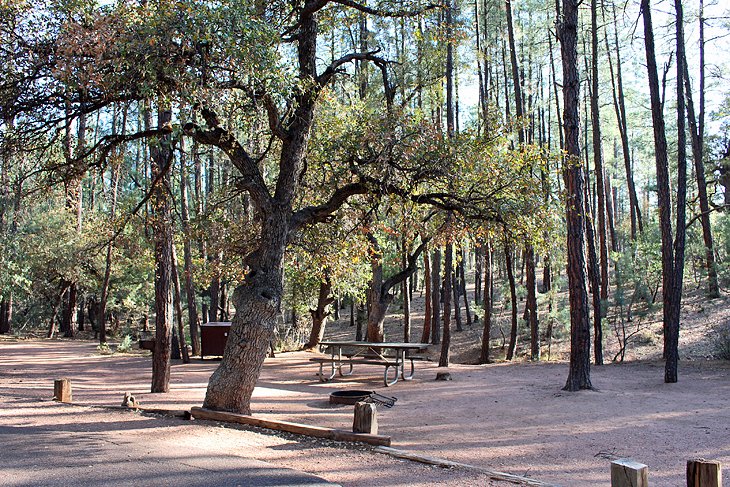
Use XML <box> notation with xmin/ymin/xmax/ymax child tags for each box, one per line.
<box><xmin>329</xmin><ymin>390</ymin><xmax>373</xmax><ymax>405</ymax></box>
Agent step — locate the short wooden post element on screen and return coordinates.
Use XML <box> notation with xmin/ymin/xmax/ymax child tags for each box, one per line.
<box><xmin>53</xmin><ymin>378</ymin><xmax>72</xmax><ymax>403</ymax></box>
<box><xmin>687</xmin><ymin>459</ymin><xmax>722</xmax><ymax>487</ymax></box>
<box><xmin>611</xmin><ymin>458</ymin><xmax>648</xmax><ymax>487</ymax></box>
<box><xmin>353</xmin><ymin>401</ymin><xmax>378</xmax><ymax>435</ymax></box>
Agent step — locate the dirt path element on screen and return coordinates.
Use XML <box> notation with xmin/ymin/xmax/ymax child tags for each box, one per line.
<box><xmin>1</xmin><ymin>338</ymin><xmax>729</xmax><ymax>486</ymax></box>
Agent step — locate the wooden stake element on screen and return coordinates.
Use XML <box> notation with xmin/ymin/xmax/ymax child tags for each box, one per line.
<box><xmin>353</xmin><ymin>401</ymin><xmax>378</xmax><ymax>434</ymax></box>
<box><xmin>687</xmin><ymin>459</ymin><xmax>722</xmax><ymax>487</ymax></box>
<box><xmin>611</xmin><ymin>458</ymin><xmax>648</xmax><ymax>487</ymax></box>
<box><xmin>53</xmin><ymin>378</ymin><xmax>72</xmax><ymax>403</ymax></box>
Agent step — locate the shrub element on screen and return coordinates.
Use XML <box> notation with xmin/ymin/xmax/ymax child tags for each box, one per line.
<box><xmin>116</xmin><ymin>335</ymin><xmax>133</xmax><ymax>353</ymax></box>
<box><xmin>716</xmin><ymin>323</ymin><xmax>730</xmax><ymax>361</ymax></box>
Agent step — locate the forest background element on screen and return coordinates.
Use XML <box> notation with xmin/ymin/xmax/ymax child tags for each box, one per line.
<box><xmin>1</xmin><ymin>0</ymin><xmax>730</xmax><ymax>414</ymax></box>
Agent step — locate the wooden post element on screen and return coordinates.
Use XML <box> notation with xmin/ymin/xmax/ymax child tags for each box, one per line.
<box><xmin>53</xmin><ymin>378</ymin><xmax>72</xmax><ymax>403</ymax></box>
<box><xmin>687</xmin><ymin>459</ymin><xmax>722</xmax><ymax>487</ymax></box>
<box><xmin>611</xmin><ymin>458</ymin><xmax>648</xmax><ymax>487</ymax></box>
<box><xmin>353</xmin><ymin>401</ymin><xmax>378</xmax><ymax>435</ymax></box>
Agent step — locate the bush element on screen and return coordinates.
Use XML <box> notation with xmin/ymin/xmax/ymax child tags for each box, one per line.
<box><xmin>116</xmin><ymin>335</ymin><xmax>133</xmax><ymax>353</ymax></box>
<box><xmin>97</xmin><ymin>342</ymin><xmax>112</xmax><ymax>355</ymax></box>
<box><xmin>716</xmin><ymin>323</ymin><xmax>730</xmax><ymax>361</ymax></box>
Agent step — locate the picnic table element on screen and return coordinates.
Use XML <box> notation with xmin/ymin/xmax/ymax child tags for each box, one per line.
<box><xmin>313</xmin><ymin>340</ymin><xmax>430</xmax><ymax>387</ymax></box>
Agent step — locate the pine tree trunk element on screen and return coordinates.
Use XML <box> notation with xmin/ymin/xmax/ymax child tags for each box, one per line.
<box><xmin>605</xmin><ymin>3</ymin><xmax>643</xmax><ymax>239</ymax></box>
<box><xmin>526</xmin><ymin>244</ymin><xmax>539</xmax><ymax>361</ymax></box>
<box><xmin>171</xmin><ymin>244</ymin><xmax>190</xmax><ymax>363</ymax></box>
<box><xmin>474</xmin><ymin>242</ymin><xmax>483</xmax><ymax>306</ymax></box>
<box><xmin>452</xmin><ymin>273</ymin><xmax>463</xmax><ymax>333</ymax></box>
<box><xmin>459</xmin><ymin>248</ymin><xmax>472</xmax><ymax>325</ymax></box>
<box><xmin>666</xmin><ymin>0</ymin><xmax>688</xmax><ymax>383</ymax></box>
<box><xmin>683</xmin><ymin>17</ymin><xmax>720</xmax><ymax>298</ymax></box>
<box><xmin>421</xmin><ymin>246</ymin><xmax>432</xmax><ymax>343</ymax></box>
<box><xmin>561</xmin><ymin>0</ymin><xmax>593</xmax><ymax>391</ymax></box>
<box><xmin>98</xmin><ymin>165</ymin><xmax>119</xmax><ymax>345</ymax></box>
<box><xmin>150</xmin><ymin>107</ymin><xmax>174</xmax><ymax>393</ymax></box>
<box><xmin>642</xmin><ymin>0</ymin><xmax>676</xmax><ymax>379</ymax></box>
<box><xmin>439</xmin><ymin>243</ymin><xmax>453</xmax><ymax>367</ymax></box>
<box><xmin>180</xmin><ymin>137</ymin><xmax>202</xmax><ymax>355</ymax></box>
<box><xmin>401</xmin><ymin>238</ymin><xmax>411</xmax><ymax>342</ymax></box>
<box><xmin>479</xmin><ymin>243</ymin><xmax>493</xmax><ymax>364</ymax></box>
<box><xmin>584</xmin><ymin>165</ymin><xmax>604</xmax><ymax>365</ymax></box>
<box><xmin>590</xmin><ymin>0</ymin><xmax>610</xmax><ymax>306</ymax></box>
<box><xmin>355</xmin><ymin>302</ymin><xmax>366</xmax><ymax>341</ymax></box>
<box><xmin>431</xmin><ymin>249</ymin><xmax>442</xmax><ymax>345</ymax></box>
<box><xmin>505</xmin><ymin>240</ymin><xmax>518</xmax><ymax>361</ymax></box>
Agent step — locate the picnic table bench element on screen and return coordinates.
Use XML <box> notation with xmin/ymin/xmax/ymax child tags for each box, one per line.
<box><xmin>312</xmin><ymin>341</ymin><xmax>430</xmax><ymax>387</ymax></box>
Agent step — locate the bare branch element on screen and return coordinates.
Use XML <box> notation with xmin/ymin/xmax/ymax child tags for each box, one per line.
<box><xmin>262</xmin><ymin>93</ymin><xmax>288</xmax><ymax>140</ymax></box>
<box><xmin>381</xmin><ymin>237</ymin><xmax>430</xmax><ymax>294</ymax></box>
<box><xmin>328</xmin><ymin>0</ymin><xmax>442</xmax><ymax>18</ymax></box>
<box><xmin>289</xmin><ymin>182</ymin><xmax>369</xmax><ymax>232</ymax></box>
<box><xmin>183</xmin><ymin>108</ymin><xmax>272</xmax><ymax>210</ymax></box>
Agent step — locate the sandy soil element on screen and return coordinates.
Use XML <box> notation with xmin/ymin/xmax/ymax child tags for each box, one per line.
<box><xmin>1</xmin><ymin>335</ymin><xmax>728</xmax><ymax>486</ymax></box>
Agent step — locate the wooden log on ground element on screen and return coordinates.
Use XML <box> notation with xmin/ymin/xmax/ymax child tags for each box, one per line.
<box><xmin>687</xmin><ymin>459</ymin><xmax>722</xmax><ymax>487</ymax></box>
<box><xmin>53</xmin><ymin>378</ymin><xmax>72</xmax><ymax>403</ymax></box>
<box><xmin>190</xmin><ymin>407</ymin><xmax>390</xmax><ymax>447</ymax></box>
<box><xmin>373</xmin><ymin>446</ymin><xmax>559</xmax><ymax>486</ymax></box>
<box><xmin>611</xmin><ymin>458</ymin><xmax>648</xmax><ymax>487</ymax></box>
<box><xmin>353</xmin><ymin>401</ymin><xmax>378</xmax><ymax>434</ymax></box>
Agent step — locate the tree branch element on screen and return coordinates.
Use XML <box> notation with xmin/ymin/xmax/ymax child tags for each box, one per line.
<box><xmin>289</xmin><ymin>182</ymin><xmax>369</xmax><ymax>232</ymax></box>
<box><xmin>381</xmin><ymin>237</ymin><xmax>430</xmax><ymax>294</ymax></box>
<box><xmin>183</xmin><ymin>108</ymin><xmax>272</xmax><ymax>210</ymax></box>
<box><xmin>328</xmin><ymin>0</ymin><xmax>442</xmax><ymax>18</ymax></box>
<box><xmin>262</xmin><ymin>93</ymin><xmax>288</xmax><ymax>140</ymax></box>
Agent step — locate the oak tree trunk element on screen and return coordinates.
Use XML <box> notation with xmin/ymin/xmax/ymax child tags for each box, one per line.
<box><xmin>307</xmin><ymin>278</ymin><xmax>334</xmax><ymax>349</ymax></box>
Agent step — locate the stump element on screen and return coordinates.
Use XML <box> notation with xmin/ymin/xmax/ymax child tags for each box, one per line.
<box><xmin>687</xmin><ymin>459</ymin><xmax>722</xmax><ymax>487</ymax></box>
<box><xmin>611</xmin><ymin>458</ymin><xmax>648</xmax><ymax>487</ymax></box>
<box><xmin>53</xmin><ymin>378</ymin><xmax>72</xmax><ymax>403</ymax></box>
<box><xmin>435</xmin><ymin>371</ymin><xmax>452</xmax><ymax>381</ymax></box>
<box><xmin>121</xmin><ymin>392</ymin><xmax>139</xmax><ymax>408</ymax></box>
<box><xmin>353</xmin><ymin>401</ymin><xmax>378</xmax><ymax>435</ymax></box>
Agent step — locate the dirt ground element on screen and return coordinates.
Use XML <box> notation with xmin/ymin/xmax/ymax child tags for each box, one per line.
<box><xmin>1</xmin><ymin>335</ymin><xmax>728</xmax><ymax>486</ymax></box>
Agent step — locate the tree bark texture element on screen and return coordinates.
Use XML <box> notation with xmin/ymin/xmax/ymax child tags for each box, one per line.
<box><xmin>401</xmin><ymin>238</ymin><xmax>411</xmax><ymax>342</ymax></box>
<box><xmin>479</xmin><ymin>242</ymin><xmax>493</xmax><ymax>364</ymax></box>
<box><xmin>439</xmin><ymin>243</ymin><xmax>453</xmax><ymax>367</ymax></box>
<box><xmin>590</xmin><ymin>0</ymin><xmax>610</xmax><ymax>304</ymax></box>
<box><xmin>505</xmin><ymin>240</ymin><xmax>518</xmax><ymax>361</ymax></box>
<box><xmin>561</xmin><ymin>0</ymin><xmax>593</xmax><ymax>390</ymax></box>
<box><xmin>171</xmin><ymin>244</ymin><xmax>190</xmax><ymax>363</ymax></box>
<box><xmin>307</xmin><ymin>277</ymin><xmax>334</xmax><ymax>349</ymax></box>
<box><xmin>150</xmin><ymin>108</ymin><xmax>174</xmax><ymax>394</ymax></box>
<box><xmin>683</xmin><ymin>55</ymin><xmax>720</xmax><ymax>298</ymax></box>
<box><xmin>421</xmin><ymin>246</ymin><xmax>432</xmax><ymax>343</ymax></box>
<box><xmin>666</xmin><ymin>0</ymin><xmax>688</xmax><ymax>383</ymax></box>
<box><xmin>431</xmin><ymin>249</ymin><xmax>442</xmax><ymax>345</ymax></box>
<box><xmin>641</xmin><ymin>0</ymin><xmax>681</xmax><ymax>382</ymax></box>
<box><xmin>180</xmin><ymin>138</ymin><xmax>202</xmax><ymax>355</ymax></box>
<box><xmin>525</xmin><ymin>244</ymin><xmax>539</xmax><ymax>361</ymax></box>
<box><xmin>584</xmin><ymin>167</ymin><xmax>603</xmax><ymax>365</ymax></box>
